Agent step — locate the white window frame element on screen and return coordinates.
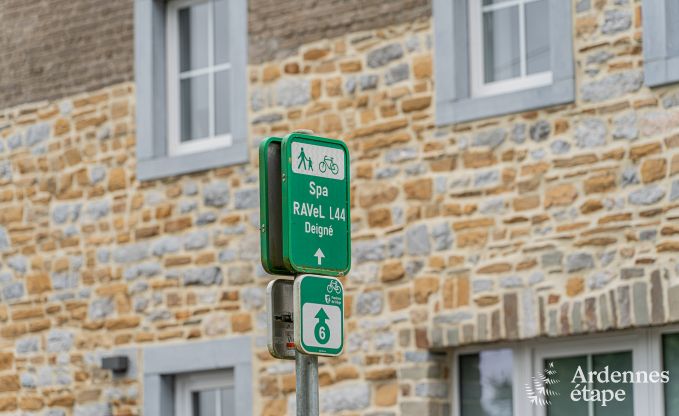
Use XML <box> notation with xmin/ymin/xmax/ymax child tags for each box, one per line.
<box><xmin>450</xmin><ymin>326</ymin><xmax>679</xmax><ymax>416</ymax></box>
<box><xmin>468</xmin><ymin>0</ymin><xmax>552</xmax><ymax>97</ymax></box>
<box><xmin>166</xmin><ymin>0</ymin><xmax>233</xmax><ymax>157</ymax></box>
<box><xmin>175</xmin><ymin>370</ymin><xmax>234</xmax><ymax>416</ymax></box>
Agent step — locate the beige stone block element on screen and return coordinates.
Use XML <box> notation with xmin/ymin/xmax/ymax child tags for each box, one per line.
<box><xmin>404</xmin><ymin>178</ymin><xmax>432</xmax><ymax>200</ymax></box>
<box><xmin>584</xmin><ymin>172</ymin><xmax>616</xmax><ymax>194</ymax></box>
<box><xmin>262</xmin><ymin>64</ymin><xmax>281</xmax><ymax>83</ymax></box>
<box><xmin>414</xmin><ymin>277</ymin><xmax>439</xmax><ymax>304</ymax></box>
<box><xmin>0</xmin><ymin>353</ymin><xmax>13</xmax><ymax>371</ymax></box>
<box><xmin>108</xmin><ymin>167</ymin><xmax>126</xmax><ymax>191</ymax></box>
<box><xmin>366</xmin><ymin>368</ymin><xmax>396</xmax><ymax>380</ymax></box>
<box><xmin>303</xmin><ymin>48</ymin><xmax>329</xmax><ymax>60</ymax></box>
<box><xmin>0</xmin><ymin>396</ymin><xmax>17</xmax><ymax>411</ymax></box>
<box><xmin>566</xmin><ymin>277</ymin><xmax>584</xmax><ymax>297</ymax></box>
<box><xmin>388</xmin><ymin>287</ymin><xmax>411</xmax><ymax>311</ymax></box>
<box><xmin>413</xmin><ymin>54</ymin><xmax>432</xmax><ymax>79</ymax></box>
<box><xmin>231</xmin><ymin>313</ymin><xmax>252</xmax><ymax>333</ymax></box>
<box><xmin>630</xmin><ymin>142</ymin><xmax>661</xmax><ymax>161</ymax></box>
<box><xmin>381</xmin><ymin>260</ymin><xmax>405</xmax><ymax>283</ymax></box>
<box><xmin>641</xmin><ymin>158</ymin><xmax>667</xmax><ymax>183</ymax></box>
<box><xmin>401</xmin><ymin>96</ymin><xmax>431</xmax><ymax>113</ymax></box>
<box><xmin>462</xmin><ymin>150</ymin><xmax>497</xmax><ymax>168</ymax></box>
<box><xmin>545</xmin><ymin>184</ymin><xmax>577</xmax><ymax>208</ymax></box>
<box><xmin>580</xmin><ymin>199</ymin><xmax>603</xmax><ymax>214</ymax></box>
<box><xmin>375</xmin><ymin>383</ymin><xmax>398</xmax><ymax>406</ymax></box>
<box><xmin>513</xmin><ymin>195</ymin><xmax>540</xmax><ymax>211</ymax></box>
<box><xmin>26</xmin><ymin>273</ymin><xmax>51</xmax><ymax>295</ymax></box>
<box><xmin>0</xmin><ymin>375</ymin><xmax>19</xmax><ymax>393</ymax></box>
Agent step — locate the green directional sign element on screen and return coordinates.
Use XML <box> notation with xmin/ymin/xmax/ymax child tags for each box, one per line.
<box><xmin>294</xmin><ymin>274</ymin><xmax>344</xmax><ymax>356</ymax></box>
<box><xmin>259</xmin><ymin>137</ymin><xmax>292</xmax><ymax>275</ymax></box>
<box><xmin>282</xmin><ymin>132</ymin><xmax>351</xmax><ymax>276</ymax></box>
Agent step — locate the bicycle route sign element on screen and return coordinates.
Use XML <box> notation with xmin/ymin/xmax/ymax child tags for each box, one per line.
<box><xmin>293</xmin><ymin>274</ymin><xmax>344</xmax><ymax>356</ymax></box>
<box><xmin>282</xmin><ymin>132</ymin><xmax>351</xmax><ymax>276</ymax></box>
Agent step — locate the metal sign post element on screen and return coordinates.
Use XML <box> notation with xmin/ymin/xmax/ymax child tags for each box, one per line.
<box><xmin>296</xmin><ymin>353</ymin><xmax>319</xmax><ymax>416</ymax></box>
<box><xmin>260</xmin><ymin>131</ymin><xmax>349</xmax><ymax>416</ymax></box>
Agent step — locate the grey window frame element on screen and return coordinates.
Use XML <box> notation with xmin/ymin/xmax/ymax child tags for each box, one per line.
<box><xmin>433</xmin><ymin>0</ymin><xmax>575</xmax><ymax>125</ymax></box>
<box><xmin>134</xmin><ymin>0</ymin><xmax>248</xmax><ymax>181</ymax></box>
<box><xmin>642</xmin><ymin>0</ymin><xmax>679</xmax><ymax>87</ymax></box>
<box><xmin>143</xmin><ymin>337</ymin><xmax>252</xmax><ymax>416</ymax></box>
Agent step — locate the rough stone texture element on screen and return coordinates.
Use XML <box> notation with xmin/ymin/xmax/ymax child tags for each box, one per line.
<box><xmin>320</xmin><ymin>383</ymin><xmax>371</xmax><ymax>412</ymax></box>
<box><xmin>575</xmin><ymin>118</ymin><xmax>607</xmax><ymax>148</ymax></box>
<box><xmin>0</xmin><ymin>4</ymin><xmax>678</xmax><ymax>415</ymax></box>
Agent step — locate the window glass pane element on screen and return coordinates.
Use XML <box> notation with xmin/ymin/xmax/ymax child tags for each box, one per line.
<box><xmin>179</xmin><ymin>2</ymin><xmax>209</xmax><ymax>72</ymax></box>
<box><xmin>525</xmin><ymin>0</ymin><xmax>550</xmax><ymax>74</ymax></box>
<box><xmin>667</xmin><ymin>1</ymin><xmax>679</xmax><ymax>57</ymax></box>
<box><xmin>214</xmin><ymin>0</ymin><xmax>229</xmax><ymax>65</ymax></box>
<box><xmin>546</xmin><ymin>356</ymin><xmax>588</xmax><ymax>416</ymax></box>
<box><xmin>192</xmin><ymin>389</ymin><xmax>217</xmax><ymax>416</ymax></box>
<box><xmin>664</xmin><ymin>333</ymin><xmax>679</xmax><ymax>415</ymax></box>
<box><xmin>220</xmin><ymin>387</ymin><xmax>235</xmax><ymax>416</ymax></box>
<box><xmin>459</xmin><ymin>349</ymin><xmax>513</xmax><ymax>416</ymax></box>
<box><xmin>180</xmin><ymin>74</ymin><xmax>210</xmax><ymax>142</ymax></box>
<box><xmin>483</xmin><ymin>6</ymin><xmax>520</xmax><ymax>83</ymax></box>
<box><xmin>215</xmin><ymin>69</ymin><xmax>230</xmax><ymax>136</ymax></box>
<box><xmin>592</xmin><ymin>351</ymin><xmax>633</xmax><ymax>416</ymax></box>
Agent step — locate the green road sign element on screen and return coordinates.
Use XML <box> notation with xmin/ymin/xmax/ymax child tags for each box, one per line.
<box><xmin>259</xmin><ymin>137</ymin><xmax>292</xmax><ymax>275</ymax></box>
<box><xmin>293</xmin><ymin>274</ymin><xmax>344</xmax><ymax>356</ymax></box>
<box><xmin>282</xmin><ymin>133</ymin><xmax>351</xmax><ymax>276</ymax></box>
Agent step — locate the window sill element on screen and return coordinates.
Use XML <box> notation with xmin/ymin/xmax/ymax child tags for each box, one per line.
<box><xmin>137</xmin><ymin>141</ymin><xmax>249</xmax><ymax>181</ymax></box>
<box><xmin>645</xmin><ymin>56</ymin><xmax>679</xmax><ymax>88</ymax></box>
<box><xmin>436</xmin><ymin>77</ymin><xmax>575</xmax><ymax>126</ymax></box>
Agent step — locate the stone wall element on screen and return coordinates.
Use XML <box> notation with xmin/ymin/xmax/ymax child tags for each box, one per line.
<box><xmin>0</xmin><ymin>1</ymin><xmax>678</xmax><ymax>415</ymax></box>
<box><xmin>0</xmin><ymin>0</ymin><xmax>430</xmax><ymax>109</ymax></box>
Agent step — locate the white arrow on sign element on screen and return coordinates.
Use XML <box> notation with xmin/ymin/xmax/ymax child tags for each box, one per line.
<box><xmin>314</xmin><ymin>248</ymin><xmax>325</xmax><ymax>265</ymax></box>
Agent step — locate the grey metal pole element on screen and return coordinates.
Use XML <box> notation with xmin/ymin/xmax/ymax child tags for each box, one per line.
<box><xmin>296</xmin><ymin>352</ymin><xmax>319</xmax><ymax>416</ymax></box>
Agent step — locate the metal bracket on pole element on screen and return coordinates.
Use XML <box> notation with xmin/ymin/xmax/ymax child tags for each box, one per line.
<box><xmin>295</xmin><ymin>352</ymin><xmax>319</xmax><ymax>416</ymax></box>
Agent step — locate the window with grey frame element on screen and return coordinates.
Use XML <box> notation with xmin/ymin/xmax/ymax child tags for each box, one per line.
<box><xmin>143</xmin><ymin>337</ymin><xmax>252</xmax><ymax>416</ymax></box>
<box><xmin>433</xmin><ymin>0</ymin><xmax>574</xmax><ymax>125</ymax></box>
<box><xmin>642</xmin><ymin>0</ymin><xmax>679</xmax><ymax>87</ymax></box>
<box><xmin>452</xmin><ymin>330</ymin><xmax>679</xmax><ymax>416</ymax></box>
<box><xmin>134</xmin><ymin>0</ymin><xmax>248</xmax><ymax>181</ymax></box>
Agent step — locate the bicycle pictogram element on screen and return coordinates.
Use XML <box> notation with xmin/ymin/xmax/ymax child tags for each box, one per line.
<box><xmin>326</xmin><ymin>279</ymin><xmax>342</xmax><ymax>294</ymax></box>
<box><xmin>319</xmin><ymin>156</ymin><xmax>339</xmax><ymax>175</ymax></box>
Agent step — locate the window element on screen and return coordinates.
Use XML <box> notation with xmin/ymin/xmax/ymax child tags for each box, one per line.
<box><xmin>167</xmin><ymin>0</ymin><xmax>231</xmax><ymax>156</ymax></box>
<box><xmin>663</xmin><ymin>333</ymin><xmax>679</xmax><ymax>415</ymax></box>
<box><xmin>542</xmin><ymin>351</ymin><xmax>634</xmax><ymax>416</ymax></box>
<box><xmin>143</xmin><ymin>337</ymin><xmax>252</xmax><ymax>416</ymax></box>
<box><xmin>469</xmin><ymin>0</ymin><xmax>551</xmax><ymax>97</ymax></box>
<box><xmin>433</xmin><ymin>0</ymin><xmax>574</xmax><ymax>125</ymax></box>
<box><xmin>459</xmin><ymin>349</ymin><xmax>514</xmax><ymax>416</ymax></box>
<box><xmin>451</xmin><ymin>328</ymin><xmax>679</xmax><ymax>416</ymax></box>
<box><xmin>642</xmin><ymin>0</ymin><xmax>679</xmax><ymax>87</ymax></box>
<box><xmin>175</xmin><ymin>370</ymin><xmax>235</xmax><ymax>416</ymax></box>
<box><xmin>134</xmin><ymin>0</ymin><xmax>248</xmax><ymax>180</ymax></box>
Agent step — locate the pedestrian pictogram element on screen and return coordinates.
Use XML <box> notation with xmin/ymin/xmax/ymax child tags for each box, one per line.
<box><xmin>294</xmin><ymin>274</ymin><xmax>344</xmax><ymax>356</ymax></box>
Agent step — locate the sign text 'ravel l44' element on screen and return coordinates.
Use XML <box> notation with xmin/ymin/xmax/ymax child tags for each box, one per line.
<box><xmin>281</xmin><ymin>133</ymin><xmax>351</xmax><ymax>276</ymax></box>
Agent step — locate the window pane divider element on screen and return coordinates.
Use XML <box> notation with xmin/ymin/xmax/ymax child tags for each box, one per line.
<box><xmin>518</xmin><ymin>0</ymin><xmax>527</xmax><ymax>77</ymax></box>
<box><xmin>481</xmin><ymin>0</ymin><xmax>542</xmax><ymax>13</ymax></box>
<box><xmin>208</xmin><ymin>0</ymin><xmax>215</xmax><ymax>138</ymax></box>
<box><xmin>179</xmin><ymin>63</ymin><xmax>231</xmax><ymax>79</ymax></box>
